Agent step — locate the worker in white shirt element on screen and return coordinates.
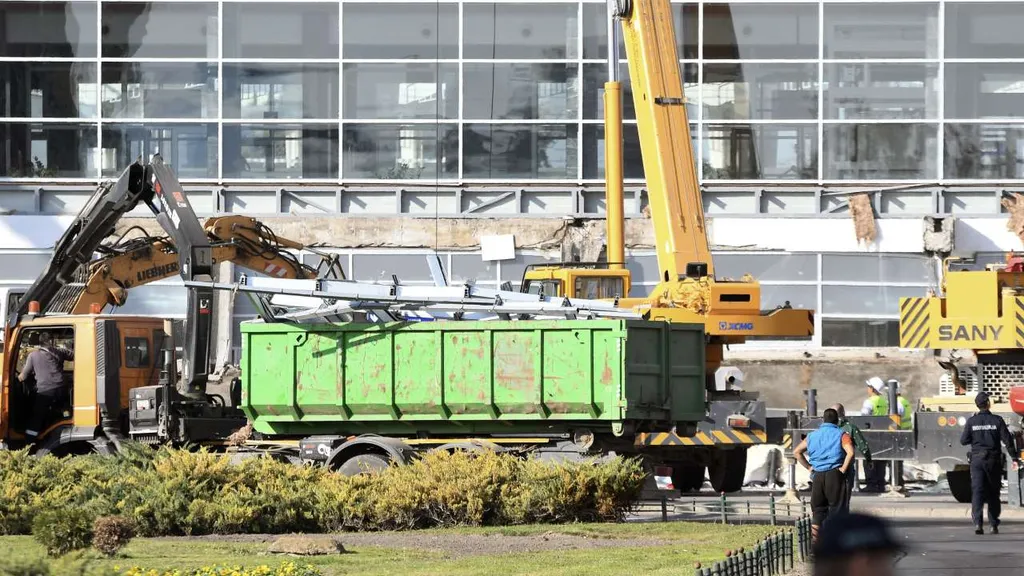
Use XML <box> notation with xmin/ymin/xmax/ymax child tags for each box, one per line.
<box><xmin>861</xmin><ymin>377</ymin><xmax>889</xmax><ymax>492</ymax></box>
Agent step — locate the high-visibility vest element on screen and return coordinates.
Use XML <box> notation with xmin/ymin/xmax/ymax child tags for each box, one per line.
<box><xmin>897</xmin><ymin>396</ymin><xmax>912</xmax><ymax>430</ymax></box>
<box><xmin>869</xmin><ymin>394</ymin><xmax>889</xmax><ymax>416</ymax></box>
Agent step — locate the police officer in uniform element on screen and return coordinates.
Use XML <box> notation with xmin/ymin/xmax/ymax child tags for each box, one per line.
<box><xmin>959</xmin><ymin>391</ymin><xmax>1020</xmax><ymax>534</ymax></box>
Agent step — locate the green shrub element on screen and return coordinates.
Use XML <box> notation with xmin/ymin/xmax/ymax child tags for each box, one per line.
<box><xmin>92</xmin><ymin>516</ymin><xmax>135</xmax><ymax>557</ymax></box>
<box><xmin>0</xmin><ymin>445</ymin><xmax>645</xmax><ymax>536</ymax></box>
<box><xmin>32</xmin><ymin>506</ymin><xmax>96</xmax><ymax>557</ymax></box>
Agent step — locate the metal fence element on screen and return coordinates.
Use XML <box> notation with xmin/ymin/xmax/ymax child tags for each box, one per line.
<box><xmin>693</xmin><ymin>515</ymin><xmax>813</xmax><ymax>576</ymax></box>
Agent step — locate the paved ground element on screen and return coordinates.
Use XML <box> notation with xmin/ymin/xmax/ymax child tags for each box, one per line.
<box><xmin>892</xmin><ymin>519</ymin><xmax>1024</xmax><ymax>575</ymax></box>
<box><xmin>633</xmin><ymin>489</ymin><xmax>1024</xmax><ymax>574</ymax></box>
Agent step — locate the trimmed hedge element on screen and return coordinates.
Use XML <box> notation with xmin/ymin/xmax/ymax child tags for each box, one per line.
<box><xmin>0</xmin><ymin>445</ymin><xmax>645</xmax><ymax>540</ymax></box>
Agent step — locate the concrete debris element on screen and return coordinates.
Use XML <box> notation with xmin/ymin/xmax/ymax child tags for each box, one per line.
<box><xmin>268</xmin><ymin>535</ymin><xmax>346</xmax><ymax>556</ymax></box>
<box><xmin>923</xmin><ymin>216</ymin><xmax>954</xmax><ymax>254</ymax></box>
<box><xmin>848</xmin><ymin>193</ymin><xmax>877</xmax><ymax>245</ymax></box>
<box><xmin>226</xmin><ymin>422</ymin><xmax>252</xmax><ymax>446</ymax></box>
<box><xmin>1001</xmin><ymin>193</ymin><xmax>1024</xmax><ymax>245</ymax></box>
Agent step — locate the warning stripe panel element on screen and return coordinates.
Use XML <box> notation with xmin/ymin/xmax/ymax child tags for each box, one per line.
<box><xmin>1016</xmin><ymin>298</ymin><xmax>1024</xmax><ymax>348</ymax></box>
<box><xmin>635</xmin><ymin>429</ymin><xmax>767</xmax><ymax>446</ymax></box>
<box><xmin>899</xmin><ymin>297</ymin><xmax>931</xmax><ymax>349</ymax></box>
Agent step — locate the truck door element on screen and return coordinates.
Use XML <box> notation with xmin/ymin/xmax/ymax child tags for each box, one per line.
<box><xmin>119</xmin><ymin>325</ymin><xmax>155</xmax><ymax>408</ymax></box>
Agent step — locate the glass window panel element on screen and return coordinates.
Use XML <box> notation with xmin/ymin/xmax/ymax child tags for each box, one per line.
<box><xmin>101</xmin><ymin>2</ymin><xmax>217</xmax><ymax>59</ymax></box>
<box><xmin>703</xmin><ymin>124</ymin><xmax>817</xmax><ymax>180</ymax></box>
<box><xmin>342</xmin><ymin>124</ymin><xmax>459</xmax><ymax>180</ymax></box>
<box><xmin>464</xmin><ymin>63</ymin><xmax>578</xmax><ymax>121</ymax></box>
<box><xmin>108</xmin><ymin>284</ymin><xmax>186</xmax><ymax>317</ymax></box>
<box><xmin>0</xmin><ymin>252</ymin><xmax>54</xmax><ymax>281</ymax></box>
<box><xmin>824</xmin><ymin>63</ymin><xmax>939</xmax><ymax>121</ymax></box>
<box><xmin>822</xmin><ymin>285</ymin><xmax>929</xmax><ymax>316</ymax></box>
<box><xmin>0</xmin><ymin>62</ymin><xmax>97</xmax><ymax>119</ymax></box>
<box><xmin>582</xmin><ymin>63</ymin><xmax>698</xmax><ymax>121</ymax></box>
<box><xmin>822</xmin><ymin>254</ymin><xmax>934</xmax><ymax>284</ymax></box>
<box><xmin>101</xmin><ymin>124</ymin><xmax>216</xmax><ymax>180</ymax></box>
<box><xmin>464</xmin><ymin>3</ymin><xmax>578</xmax><ymax>60</ymax></box>
<box><xmin>0</xmin><ymin>1</ymin><xmax>97</xmax><ymax>57</ymax></box>
<box><xmin>223</xmin><ymin>125</ymin><xmax>339</xmax><ymax>179</ymax></box>
<box><xmin>945</xmin><ymin>124</ymin><xmax>1024</xmax><ymax>180</ymax></box>
<box><xmin>946</xmin><ymin>63</ymin><xmax>1024</xmax><ymax>121</ymax></box>
<box><xmin>582</xmin><ymin>2</ymin><xmax>697</xmax><ymax>60</ymax></box>
<box><xmin>824</xmin><ymin>124</ymin><xmax>938</xmax><ymax>180</ymax></box>
<box><xmin>451</xmin><ymin>254</ymin><xmax>497</xmax><ymax>283</ymax></box>
<box><xmin>463</xmin><ymin>124</ymin><xmax>578</xmax><ymax>180</ymax></box>
<box><xmin>224</xmin><ymin>64</ymin><xmax>338</xmax><ymax>120</ymax></box>
<box><xmin>343</xmin><ymin>63</ymin><xmax>458</xmax><ymax>121</ymax></box>
<box><xmin>101</xmin><ymin>63</ymin><xmax>217</xmax><ymax>120</ymax></box>
<box><xmin>626</xmin><ymin>254</ymin><xmax>660</xmax><ymax>284</ymax></box>
<box><xmin>224</xmin><ymin>2</ymin><xmax>338</xmax><ymax>59</ymax></box>
<box><xmin>582</xmin><ymin>124</ymin><xmax>647</xmax><ymax>180</ymax></box>
<box><xmin>343</xmin><ymin>3</ymin><xmax>458</xmax><ymax>59</ymax></box>
<box><xmin>823</xmin><ymin>3</ymin><xmax>939</xmax><ymax>59</ymax></box>
<box><xmin>352</xmin><ymin>253</ymin><xmax>432</xmax><ymax>282</ymax></box>
<box><xmin>703</xmin><ymin>3</ymin><xmax>818</xmax><ymax>60</ymax></box>
<box><xmin>761</xmin><ymin>284</ymin><xmax>817</xmax><ymax>312</ymax></box>
<box><xmin>715</xmin><ymin>254</ymin><xmax>817</xmax><ymax>282</ymax></box>
<box><xmin>0</xmin><ymin>123</ymin><xmax>96</xmax><ymax>178</ymax></box>
<box><xmin>702</xmin><ymin>63</ymin><xmax>818</xmax><ymax>121</ymax></box>
<box><xmin>946</xmin><ymin>2</ymin><xmax>1024</xmax><ymax>59</ymax></box>
<box><xmin>822</xmin><ymin>319</ymin><xmax>899</xmax><ymax>347</ymax></box>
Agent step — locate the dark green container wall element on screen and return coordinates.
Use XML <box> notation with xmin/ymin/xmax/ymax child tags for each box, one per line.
<box><xmin>239</xmin><ymin>319</ymin><xmax>705</xmax><ymax>436</ymax></box>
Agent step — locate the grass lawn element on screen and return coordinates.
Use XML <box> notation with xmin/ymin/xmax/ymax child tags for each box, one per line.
<box><xmin>0</xmin><ymin>522</ymin><xmax>783</xmax><ymax>576</ymax></box>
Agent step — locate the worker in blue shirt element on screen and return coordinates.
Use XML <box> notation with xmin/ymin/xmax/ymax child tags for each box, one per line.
<box><xmin>794</xmin><ymin>408</ymin><xmax>856</xmax><ymax>545</ymax></box>
<box><xmin>959</xmin><ymin>391</ymin><xmax>1020</xmax><ymax>535</ymax></box>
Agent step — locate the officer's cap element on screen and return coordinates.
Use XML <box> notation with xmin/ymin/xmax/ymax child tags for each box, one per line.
<box><xmin>975</xmin><ymin>391</ymin><xmax>990</xmax><ymax>408</ymax></box>
<box><xmin>813</xmin><ymin>512</ymin><xmax>905</xmax><ymax>561</ymax></box>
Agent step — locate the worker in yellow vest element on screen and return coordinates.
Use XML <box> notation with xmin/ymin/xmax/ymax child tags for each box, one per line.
<box><xmin>889</xmin><ymin>379</ymin><xmax>913</xmax><ymax>431</ymax></box>
<box><xmin>861</xmin><ymin>377</ymin><xmax>889</xmax><ymax>492</ymax></box>
<box><xmin>860</xmin><ymin>377</ymin><xmax>889</xmax><ymax>416</ymax></box>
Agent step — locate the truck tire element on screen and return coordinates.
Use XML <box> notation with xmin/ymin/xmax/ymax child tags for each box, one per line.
<box><xmin>671</xmin><ymin>464</ymin><xmax>706</xmax><ymax>493</ymax></box>
<box><xmin>709</xmin><ymin>448</ymin><xmax>747</xmax><ymax>494</ymax></box>
<box><xmin>946</xmin><ymin>468</ymin><xmax>972</xmax><ymax>504</ymax></box>
<box><xmin>337</xmin><ymin>453</ymin><xmax>390</xmax><ymax>477</ymax></box>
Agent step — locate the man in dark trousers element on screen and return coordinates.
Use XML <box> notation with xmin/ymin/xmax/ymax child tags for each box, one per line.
<box><xmin>832</xmin><ymin>403</ymin><xmax>872</xmax><ymax>512</ymax></box>
<box><xmin>959</xmin><ymin>391</ymin><xmax>1019</xmax><ymax>534</ymax></box>
<box><xmin>18</xmin><ymin>331</ymin><xmax>74</xmax><ymax>441</ymax></box>
<box><xmin>794</xmin><ymin>408</ymin><xmax>856</xmax><ymax>545</ymax></box>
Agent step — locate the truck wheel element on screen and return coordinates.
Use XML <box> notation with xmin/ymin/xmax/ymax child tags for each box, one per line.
<box><xmin>708</xmin><ymin>449</ymin><xmax>747</xmax><ymax>494</ymax></box>
<box><xmin>337</xmin><ymin>453</ymin><xmax>390</xmax><ymax>477</ymax></box>
<box><xmin>947</xmin><ymin>468</ymin><xmax>972</xmax><ymax>503</ymax></box>
<box><xmin>672</xmin><ymin>464</ymin><xmax>706</xmax><ymax>493</ymax></box>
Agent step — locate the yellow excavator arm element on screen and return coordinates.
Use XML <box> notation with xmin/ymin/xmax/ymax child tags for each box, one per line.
<box><xmin>64</xmin><ymin>215</ymin><xmax>344</xmax><ymax>315</ymax></box>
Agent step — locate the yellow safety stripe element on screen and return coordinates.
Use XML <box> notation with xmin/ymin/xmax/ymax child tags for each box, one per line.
<box><xmin>899</xmin><ymin>297</ymin><xmax>930</xmax><ymax>349</ymax></box>
<box><xmin>635</xmin><ymin>429</ymin><xmax>767</xmax><ymax>447</ymax></box>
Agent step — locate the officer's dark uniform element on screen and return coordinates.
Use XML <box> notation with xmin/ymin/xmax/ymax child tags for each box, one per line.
<box><xmin>959</xmin><ymin>392</ymin><xmax>1018</xmax><ymax>534</ymax></box>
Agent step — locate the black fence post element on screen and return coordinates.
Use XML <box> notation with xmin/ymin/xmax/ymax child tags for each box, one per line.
<box><xmin>661</xmin><ymin>494</ymin><xmax>668</xmax><ymax>522</ymax></box>
<box><xmin>769</xmin><ymin>493</ymin><xmax>777</xmax><ymax>526</ymax></box>
<box><xmin>720</xmin><ymin>492</ymin><xmax>729</xmax><ymax>524</ymax></box>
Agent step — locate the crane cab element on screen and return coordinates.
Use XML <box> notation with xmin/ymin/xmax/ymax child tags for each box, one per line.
<box><xmin>520</xmin><ymin>263</ymin><xmax>631</xmax><ymax>300</ymax></box>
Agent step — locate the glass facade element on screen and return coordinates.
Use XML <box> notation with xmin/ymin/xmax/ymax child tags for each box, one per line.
<box><xmin>0</xmin><ymin>0</ymin><xmax>1016</xmax><ymax>186</ymax></box>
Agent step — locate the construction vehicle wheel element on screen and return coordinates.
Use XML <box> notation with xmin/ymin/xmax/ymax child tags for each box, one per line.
<box><xmin>709</xmin><ymin>448</ymin><xmax>748</xmax><ymax>494</ymax></box>
<box><xmin>671</xmin><ymin>464</ymin><xmax>706</xmax><ymax>493</ymax></box>
<box><xmin>337</xmin><ymin>452</ymin><xmax>390</xmax><ymax>477</ymax></box>
<box><xmin>947</xmin><ymin>468</ymin><xmax>972</xmax><ymax>503</ymax></box>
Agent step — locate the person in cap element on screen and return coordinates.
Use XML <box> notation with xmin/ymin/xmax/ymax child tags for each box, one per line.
<box><xmin>812</xmin><ymin>512</ymin><xmax>905</xmax><ymax>576</ymax></box>
<box><xmin>794</xmin><ymin>408</ymin><xmax>856</xmax><ymax>545</ymax></box>
<box><xmin>960</xmin><ymin>391</ymin><xmax>1019</xmax><ymax>534</ymax></box>
<box><xmin>860</xmin><ymin>377</ymin><xmax>890</xmax><ymax>492</ymax></box>
<box><xmin>832</xmin><ymin>403</ymin><xmax>872</xmax><ymax>511</ymax></box>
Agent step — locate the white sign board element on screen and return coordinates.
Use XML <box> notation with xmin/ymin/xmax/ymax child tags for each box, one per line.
<box><xmin>480</xmin><ymin>234</ymin><xmax>515</xmax><ymax>261</ymax></box>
